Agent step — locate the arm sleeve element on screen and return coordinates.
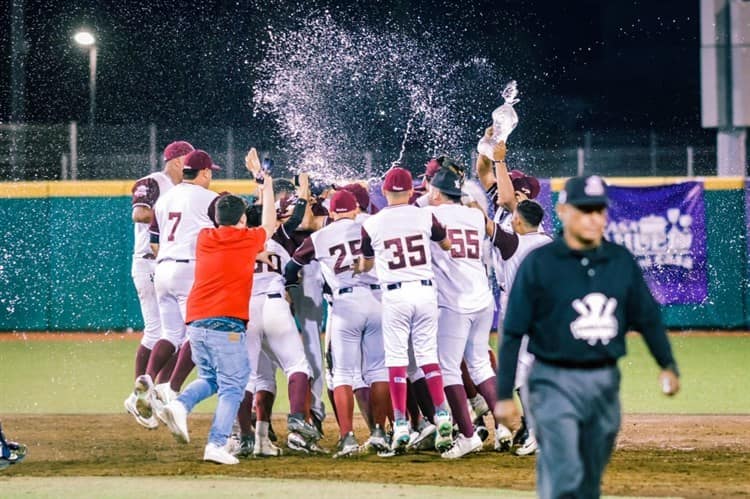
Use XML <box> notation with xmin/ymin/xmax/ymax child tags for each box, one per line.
<box><xmin>490</xmin><ymin>222</ymin><xmax>520</xmax><ymax>260</ymax></box>
<box><xmin>496</xmin><ymin>257</ymin><xmax>537</xmax><ymax>399</ymax></box>
<box><xmin>625</xmin><ymin>254</ymin><xmax>679</xmax><ymax>374</ymax></box>
<box><xmin>291</xmin><ymin>236</ymin><xmax>316</xmax><ymax>266</ymax></box>
<box><xmin>429</xmin><ymin>214</ymin><xmax>447</xmax><ymax>242</ymax></box>
<box><xmin>281</xmin><ymin>198</ymin><xmax>308</xmax><ymax>234</ymax></box>
<box><xmin>131</xmin><ymin>178</ymin><xmax>160</xmax><ymax>208</ymax></box>
<box><xmin>361</xmin><ymin>227</ymin><xmax>374</xmax><ymax>258</ymax></box>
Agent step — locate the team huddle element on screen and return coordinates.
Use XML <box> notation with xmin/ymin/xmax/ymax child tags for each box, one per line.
<box><xmin>123</xmin><ymin>131</ymin><xmax>550</xmax><ymax>464</ymax></box>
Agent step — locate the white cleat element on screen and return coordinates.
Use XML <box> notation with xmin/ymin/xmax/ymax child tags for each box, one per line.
<box><xmin>203</xmin><ymin>442</ymin><xmax>239</xmax><ymax>465</ymax></box>
<box><xmin>152</xmin><ymin>383</ymin><xmax>178</xmax><ymax>424</ymax></box>
<box><xmin>133</xmin><ymin>374</ymin><xmax>154</xmax><ymax>419</ymax></box>
<box><xmin>162</xmin><ymin>400</ymin><xmax>190</xmax><ymax>444</ymax></box>
<box><xmin>124</xmin><ymin>393</ymin><xmax>158</xmax><ymax>430</ymax></box>
<box><xmin>514</xmin><ymin>434</ymin><xmax>538</xmax><ymax>456</ymax></box>
<box><xmin>434</xmin><ymin>410</ymin><xmax>454</xmax><ymax>452</ymax></box>
<box><xmin>494</xmin><ymin>423</ymin><xmax>513</xmax><ymax>452</ymax></box>
<box><xmin>441</xmin><ymin>433</ymin><xmax>483</xmax><ymax>459</ymax></box>
<box><xmin>407</xmin><ymin>420</ymin><xmax>436</xmax><ymax>450</ymax></box>
<box><xmin>390</xmin><ymin>419</ymin><xmax>410</xmax><ymax>453</ymax></box>
<box><xmin>254</xmin><ymin>435</ymin><xmax>283</xmax><ymax>457</ymax></box>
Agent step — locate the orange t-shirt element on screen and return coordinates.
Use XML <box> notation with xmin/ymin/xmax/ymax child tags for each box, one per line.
<box><xmin>185</xmin><ymin>225</ymin><xmax>266</xmax><ymax>324</ymax></box>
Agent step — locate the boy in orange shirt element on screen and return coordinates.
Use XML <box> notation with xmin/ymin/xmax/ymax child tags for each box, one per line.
<box><xmin>162</xmin><ymin>163</ymin><xmax>275</xmax><ymax>465</ymax></box>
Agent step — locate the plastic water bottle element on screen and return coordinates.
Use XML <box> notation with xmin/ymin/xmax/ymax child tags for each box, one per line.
<box><xmin>477</xmin><ymin>80</ymin><xmax>520</xmax><ymax>158</ymax></box>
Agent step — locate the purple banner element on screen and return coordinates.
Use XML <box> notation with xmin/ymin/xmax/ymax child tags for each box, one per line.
<box><xmin>604</xmin><ymin>182</ymin><xmax>707</xmax><ymax>305</ymax></box>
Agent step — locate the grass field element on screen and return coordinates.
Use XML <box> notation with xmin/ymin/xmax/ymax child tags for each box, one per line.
<box><xmin>0</xmin><ymin>332</ymin><xmax>748</xmax><ymax>414</ymax></box>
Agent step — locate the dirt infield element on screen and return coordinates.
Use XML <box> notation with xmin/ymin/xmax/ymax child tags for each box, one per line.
<box><xmin>1</xmin><ymin>414</ymin><xmax>748</xmax><ymax>498</ymax></box>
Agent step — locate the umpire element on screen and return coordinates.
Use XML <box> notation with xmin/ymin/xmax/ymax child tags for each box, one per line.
<box><xmin>494</xmin><ymin>175</ymin><xmax>680</xmax><ymax>499</ymax></box>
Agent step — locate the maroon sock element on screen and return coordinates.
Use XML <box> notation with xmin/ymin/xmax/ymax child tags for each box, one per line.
<box><xmin>155</xmin><ymin>353</ymin><xmax>177</xmax><ymax>384</ymax></box>
<box><xmin>145</xmin><ymin>339</ymin><xmax>176</xmax><ymax>380</ymax></box>
<box><xmin>256</xmin><ymin>390</ymin><xmax>275</xmax><ymax>422</ymax></box>
<box><xmin>388</xmin><ymin>366</ymin><xmax>408</xmax><ymax>421</ymax></box>
<box><xmin>420</xmin><ymin>363</ymin><xmax>448</xmax><ymax>412</ymax></box>
<box><xmin>476</xmin><ymin>377</ymin><xmax>499</xmax><ymax>425</ymax></box>
<box><xmin>237</xmin><ymin>390</ymin><xmax>254</xmax><ymax>436</ymax></box>
<box><xmin>168</xmin><ymin>342</ymin><xmax>194</xmax><ymax>392</ymax></box>
<box><xmin>406</xmin><ymin>381</ymin><xmax>423</xmax><ymax>426</ymax></box>
<box><xmin>354</xmin><ymin>386</ymin><xmax>373</xmax><ymax>430</ymax></box>
<box><xmin>134</xmin><ymin>345</ymin><xmax>151</xmax><ymax>379</ymax></box>
<box><xmin>288</xmin><ymin>372</ymin><xmax>309</xmax><ymax>416</ymax></box>
<box><xmin>411</xmin><ymin>377</ymin><xmax>436</xmax><ymax>423</ymax></box>
<box><xmin>444</xmin><ymin>384</ymin><xmax>474</xmax><ymax>438</ymax></box>
<box><xmin>461</xmin><ymin>360</ymin><xmax>479</xmax><ymax>399</ymax></box>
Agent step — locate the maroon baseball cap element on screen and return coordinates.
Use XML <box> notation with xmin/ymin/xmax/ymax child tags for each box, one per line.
<box><xmin>383</xmin><ymin>167</ymin><xmax>413</xmax><ymax>192</ymax></box>
<box><xmin>163</xmin><ymin>141</ymin><xmax>194</xmax><ymax>162</ymax></box>
<box><xmin>338</xmin><ymin>183</ymin><xmax>370</xmax><ymax>212</ymax></box>
<box><xmin>512</xmin><ymin>175</ymin><xmax>541</xmax><ymax>199</ymax></box>
<box><xmin>329</xmin><ymin>190</ymin><xmax>358</xmax><ymax>213</ymax></box>
<box><xmin>183</xmin><ymin>150</ymin><xmax>221</xmax><ymax>171</ymax></box>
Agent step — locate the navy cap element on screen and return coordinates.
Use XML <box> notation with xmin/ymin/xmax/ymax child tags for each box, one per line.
<box><xmin>559</xmin><ymin>175</ymin><xmax>609</xmax><ymax>207</ymax></box>
<box><xmin>430</xmin><ymin>168</ymin><xmax>463</xmax><ymax>197</ymax></box>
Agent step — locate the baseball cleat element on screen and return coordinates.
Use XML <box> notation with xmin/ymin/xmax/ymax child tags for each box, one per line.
<box><xmin>441</xmin><ymin>433</ymin><xmax>483</xmax><ymax>459</ymax></box>
<box><xmin>474</xmin><ymin>422</ymin><xmax>489</xmax><ymax>443</ymax></box>
<box><xmin>494</xmin><ymin>423</ymin><xmax>513</xmax><ymax>452</ymax></box>
<box><xmin>286</xmin><ymin>431</ymin><xmax>328</xmax><ymax>455</ymax></box>
<box><xmin>333</xmin><ymin>431</ymin><xmax>360</xmax><ymax>458</ymax></box>
<box><xmin>133</xmin><ymin>374</ymin><xmax>155</xmax><ymax>419</ymax></box>
<box><xmin>434</xmin><ymin>410</ymin><xmax>454</xmax><ymax>452</ymax></box>
<box><xmin>236</xmin><ymin>435</ymin><xmax>255</xmax><ymax>458</ymax></box>
<box><xmin>391</xmin><ymin>419</ymin><xmax>411</xmax><ymax>453</ymax></box>
<box><xmin>362</xmin><ymin>425</ymin><xmax>389</xmax><ymax>453</ymax></box>
<box><xmin>124</xmin><ymin>393</ymin><xmax>159</xmax><ymax>430</ymax></box>
<box><xmin>162</xmin><ymin>400</ymin><xmax>190</xmax><ymax>444</ymax></box>
<box><xmin>407</xmin><ymin>419</ymin><xmax>436</xmax><ymax>450</ymax></box>
<box><xmin>254</xmin><ymin>435</ymin><xmax>283</xmax><ymax>457</ymax></box>
<box><xmin>203</xmin><ymin>442</ymin><xmax>239</xmax><ymax>465</ymax></box>
<box><xmin>287</xmin><ymin>413</ymin><xmax>322</xmax><ymax>441</ymax></box>
<box><xmin>152</xmin><ymin>383</ymin><xmax>178</xmax><ymax>424</ymax></box>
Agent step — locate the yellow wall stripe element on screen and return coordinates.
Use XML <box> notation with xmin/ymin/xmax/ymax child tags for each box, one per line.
<box><xmin>0</xmin><ymin>176</ymin><xmax>744</xmax><ymax>199</ymax></box>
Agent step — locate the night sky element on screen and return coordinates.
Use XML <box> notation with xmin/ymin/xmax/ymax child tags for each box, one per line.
<box><xmin>1</xmin><ymin>0</ymin><xmax>703</xmax><ymax>144</ymax></box>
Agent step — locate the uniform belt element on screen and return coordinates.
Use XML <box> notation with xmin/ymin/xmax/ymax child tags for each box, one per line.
<box><xmin>175</xmin><ymin>259</ymin><xmax>190</xmax><ymax>263</ymax></box>
<box><xmin>540</xmin><ymin>357</ymin><xmax>617</xmax><ymax>370</ymax></box>
<box><xmin>266</xmin><ymin>293</ymin><xmax>282</xmax><ymax>299</ymax></box>
<box><xmin>141</xmin><ymin>254</ymin><xmax>155</xmax><ymax>260</ymax></box>
<box><xmin>386</xmin><ymin>279</ymin><xmax>432</xmax><ymax>291</ymax></box>
<box><xmin>337</xmin><ymin>284</ymin><xmax>381</xmax><ymax>295</ymax></box>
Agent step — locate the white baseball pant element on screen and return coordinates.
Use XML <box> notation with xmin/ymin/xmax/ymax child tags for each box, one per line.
<box><xmin>131</xmin><ymin>257</ymin><xmax>161</xmax><ymax>349</ymax></box>
<box><xmin>381</xmin><ymin>281</ymin><xmax>439</xmax><ymax>367</ymax></box>
<box><xmin>153</xmin><ymin>260</ymin><xmax>194</xmax><ymax>349</ymax></box>
<box><xmin>436</xmin><ymin>305</ymin><xmax>494</xmax><ymax>386</ymax></box>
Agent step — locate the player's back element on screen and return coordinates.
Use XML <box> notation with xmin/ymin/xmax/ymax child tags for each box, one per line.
<box><xmin>253</xmin><ymin>237</ymin><xmax>290</xmax><ymax>296</ymax></box>
<box><xmin>362</xmin><ymin>204</ymin><xmax>439</xmax><ymax>285</ymax></box>
<box><xmin>310</xmin><ymin>217</ymin><xmax>378</xmax><ymax>291</ymax></box>
<box><xmin>152</xmin><ymin>183</ymin><xmax>218</xmax><ymax>262</ymax></box>
<box><xmin>132</xmin><ymin>171</ymin><xmax>174</xmax><ymax>258</ymax></box>
<box><xmin>426</xmin><ymin>203</ymin><xmax>493</xmax><ymax>313</ymax></box>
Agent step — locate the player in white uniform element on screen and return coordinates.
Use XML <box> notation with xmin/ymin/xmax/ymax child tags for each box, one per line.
<box><xmin>422</xmin><ymin>166</ymin><xmax>495</xmax><ymax>459</ymax></box>
<box><xmin>132</xmin><ymin>149</ymin><xmax>220</xmax><ymax>421</ymax></box>
<box><xmin>490</xmin><ymin>199</ymin><xmax>552</xmax><ymax>456</ymax></box>
<box><xmin>287</xmin><ymin>190</ymin><xmax>389</xmax><ymax>458</ymax></box>
<box><xmin>359</xmin><ymin>167</ymin><xmax>453</xmax><ymax>454</ymax></box>
<box><xmin>124</xmin><ymin>141</ymin><xmax>194</xmax><ymax>429</ymax></box>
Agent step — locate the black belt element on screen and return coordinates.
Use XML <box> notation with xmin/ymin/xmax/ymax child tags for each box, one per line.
<box><xmin>540</xmin><ymin>357</ymin><xmax>617</xmax><ymax>370</ymax></box>
<box><xmin>267</xmin><ymin>293</ymin><xmax>282</xmax><ymax>299</ymax></box>
<box><xmin>386</xmin><ymin>279</ymin><xmax>432</xmax><ymax>291</ymax></box>
<box><xmin>141</xmin><ymin>254</ymin><xmax>155</xmax><ymax>260</ymax></box>
<box><xmin>337</xmin><ymin>284</ymin><xmax>381</xmax><ymax>295</ymax></box>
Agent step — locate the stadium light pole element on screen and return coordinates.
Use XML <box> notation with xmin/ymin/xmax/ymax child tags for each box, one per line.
<box><xmin>74</xmin><ymin>30</ymin><xmax>97</xmax><ymax>126</ymax></box>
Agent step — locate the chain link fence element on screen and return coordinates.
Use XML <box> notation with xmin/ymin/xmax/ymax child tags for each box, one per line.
<box><xmin>0</xmin><ymin>123</ymin><xmax>724</xmax><ymax>182</ymax></box>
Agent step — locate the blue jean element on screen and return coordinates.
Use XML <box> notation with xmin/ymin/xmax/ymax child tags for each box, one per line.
<box><xmin>177</xmin><ymin>317</ymin><xmax>250</xmax><ymax>447</ymax></box>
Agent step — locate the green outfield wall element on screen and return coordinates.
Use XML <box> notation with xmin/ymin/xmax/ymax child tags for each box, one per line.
<box><xmin>0</xmin><ymin>177</ymin><xmax>747</xmax><ymax>330</ymax></box>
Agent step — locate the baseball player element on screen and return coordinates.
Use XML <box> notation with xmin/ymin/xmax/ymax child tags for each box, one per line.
<box><xmin>358</xmin><ymin>167</ymin><xmax>454</xmax><ymax>453</ymax></box>
<box><xmin>423</xmin><ymin>165</ymin><xmax>493</xmax><ymax>459</ymax></box>
<box><xmin>0</xmin><ymin>421</ymin><xmax>26</xmax><ymax>470</ymax></box>
<box><xmin>132</xmin><ymin>149</ymin><xmax>221</xmax><ymax>421</ymax></box>
<box><xmin>286</xmin><ymin>189</ymin><xmax>390</xmax><ymax>458</ymax></box>
<box><xmin>490</xmin><ymin>199</ymin><xmax>552</xmax><ymax>456</ymax></box>
<box><xmin>495</xmin><ymin>175</ymin><xmax>680</xmax><ymax>499</ymax></box>
<box><xmin>124</xmin><ymin>140</ymin><xmax>193</xmax><ymax>429</ymax></box>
